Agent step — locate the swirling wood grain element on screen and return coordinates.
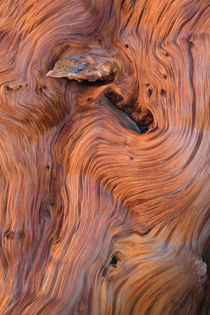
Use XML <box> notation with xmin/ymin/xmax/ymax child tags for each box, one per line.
<box><xmin>0</xmin><ymin>0</ymin><xmax>209</xmax><ymax>314</ymax></box>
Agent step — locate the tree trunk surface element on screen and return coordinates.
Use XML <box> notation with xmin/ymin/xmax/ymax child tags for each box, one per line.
<box><xmin>0</xmin><ymin>0</ymin><xmax>209</xmax><ymax>314</ymax></box>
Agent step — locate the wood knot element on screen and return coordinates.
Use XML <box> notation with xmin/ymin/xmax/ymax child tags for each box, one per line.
<box><xmin>4</xmin><ymin>230</ymin><xmax>14</xmax><ymax>239</ymax></box>
<box><xmin>130</xmin><ymin>107</ymin><xmax>154</xmax><ymax>133</ymax></box>
<box><xmin>4</xmin><ymin>230</ymin><xmax>25</xmax><ymax>240</ymax></box>
<box><xmin>109</xmin><ymin>255</ymin><xmax>119</xmax><ymax>267</ymax></box>
<box><xmin>102</xmin><ymin>254</ymin><xmax>120</xmax><ymax>278</ymax></box>
<box><xmin>47</xmin><ymin>49</ymin><xmax>119</xmax><ymax>84</ymax></box>
<box><xmin>160</xmin><ymin>89</ymin><xmax>166</xmax><ymax>96</ymax></box>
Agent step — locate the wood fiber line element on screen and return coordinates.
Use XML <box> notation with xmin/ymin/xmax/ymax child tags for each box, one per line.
<box><xmin>0</xmin><ymin>0</ymin><xmax>209</xmax><ymax>314</ymax></box>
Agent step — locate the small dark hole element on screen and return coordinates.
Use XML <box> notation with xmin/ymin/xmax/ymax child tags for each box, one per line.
<box><xmin>145</xmin><ymin>83</ymin><xmax>150</xmax><ymax>87</ymax></box>
<box><xmin>160</xmin><ymin>89</ymin><xmax>166</xmax><ymax>96</ymax></box>
<box><xmin>147</xmin><ymin>88</ymin><xmax>152</xmax><ymax>97</ymax></box>
<box><xmin>165</xmin><ymin>52</ymin><xmax>169</xmax><ymax>56</ymax></box>
<box><xmin>110</xmin><ymin>255</ymin><xmax>118</xmax><ymax>267</ymax></box>
<box><xmin>87</xmin><ymin>98</ymin><xmax>92</xmax><ymax>102</ymax></box>
<box><xmin>130</xmin><ymin>156</ymin><xmax>133</xmax><ymax>160</ymax></box>
<box><xmin>49</xmin><ymin>200</ymin><xmax>55</xmax><ymax>206</ymax></box>
<box><xmin>46</xmin><ymin>165</ymin><xmax>50</xmax><ymax>170</ymax></box>
<box><xmin>163</xmin><ymin>74</ymin><xmax>167</xmax><ymax>79</ymax></box>
<box><xmin>125</xmin><ymin>44</ymin><xmax>129</xmax><ymax>48</ymax></box>
<box><xmin>39</xmin><ymin>85</ymin><xmax>46</xmax><ymax>92</ymax></box>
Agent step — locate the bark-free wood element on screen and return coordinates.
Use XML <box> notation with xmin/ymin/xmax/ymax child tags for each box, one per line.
<box><xmin>0</xmin><ymin>0</ymin><xmax>209</xmax><ymax>314</ymax></box>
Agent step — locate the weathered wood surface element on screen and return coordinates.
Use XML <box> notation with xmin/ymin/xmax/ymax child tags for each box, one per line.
<box><xmin>0</xmin><ymin>0</ymin><xmax>209</xmax><ymax>314</ymax></box>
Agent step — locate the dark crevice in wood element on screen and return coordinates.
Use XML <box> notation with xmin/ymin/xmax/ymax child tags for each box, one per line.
<box><xmin>102</xmin><ymin>255</ymin><xmax>119</xmax><ymax>278</ymax></box>
<box><xmin>147</xmin><ymin>88</ymin><xmax>153</xmax><ymax>98</ymax></box>
<box><xmin>106</xmin><ymin>91</ymin><xmax>154</xmax><ymax>134</ymax></box>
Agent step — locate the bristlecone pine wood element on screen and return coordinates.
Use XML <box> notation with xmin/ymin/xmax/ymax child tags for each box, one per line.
<box><xmin>0</xmin><ymin>0</ymin><xmax>209</xmax><ymax>314</ymax></box>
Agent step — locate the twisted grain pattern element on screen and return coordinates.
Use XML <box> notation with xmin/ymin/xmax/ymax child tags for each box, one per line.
<box><xmin>0</xmin><ymin>0</ymin><xmax>209</xmax><ymax>314</ymax></box>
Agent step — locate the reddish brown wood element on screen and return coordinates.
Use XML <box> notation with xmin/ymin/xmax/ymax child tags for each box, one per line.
<box><xmin>0</xmin><ymin>0</ymin><xmax>209</xmax><ymax>314</ymax></box>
